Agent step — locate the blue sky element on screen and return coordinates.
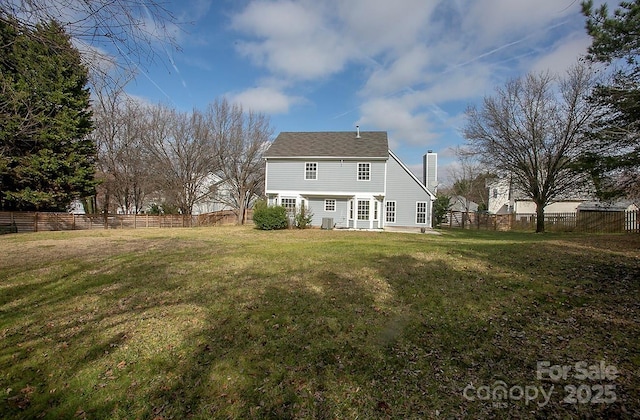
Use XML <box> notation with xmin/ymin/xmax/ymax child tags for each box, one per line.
<box><xmin>117</xmin><ymin>0</ymin><xmax>613</xmax><ymax>183</ymax></box>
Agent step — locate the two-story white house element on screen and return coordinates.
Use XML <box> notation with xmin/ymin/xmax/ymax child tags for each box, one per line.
<box><xmin>263</xmin><ymin>130</ymin><xmax>436</xmax><ymax>229</ymax></box>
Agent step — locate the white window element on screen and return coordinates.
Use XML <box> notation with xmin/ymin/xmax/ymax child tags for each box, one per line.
<box><xmin>416</xmin><ymin>201</ymin><xmax>427</xmax><ymax>224</ymax></box>
<box><xmin>325</xmin><ymin>199</ymin><xmax>336</xmax><ymax>212</ymax></box>
<box><xmin>305</xmin><ymin>162</ymin><xmax>317</xmax><ymax>180</ymax></box>
<box><xmin>386</xmin><ymin>201</ymin><xmax>396</xmax><ymax>223</ymax></box>
<box><xmin>357</xmin><ymin>200</ymin><xmax>370</xmax><ymax>220</ymax></box>
<box><xmin>373</xmin><ymin>201</ymin><xmax>379</xmax><ymax>221</ymax></box>
<box><xmin>357</xmin><ymin>162</ymin><xmax>370</xmax><ymax>181</ymax></box>
<box><xmin>281</xmin><ymin>198</ymin><xmax>296</xmax><ymax>212</ymax></box>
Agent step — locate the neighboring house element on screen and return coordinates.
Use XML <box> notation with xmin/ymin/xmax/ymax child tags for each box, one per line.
<box><xmin>69</xmin><ymin>174</ymin><xmax>238</xmax><ymax>215</ymax></box>
<box><xmin>486</xmin><ymin>176</ymin><xmax>635</xmax><ymax>215</ymax></box>
<box><xmin>449</xmin><ymin>195</ymin><xmax>479</xmax><ymax>213</ymax></box>
<box><xmin>577</xmin><ymin>200</ymin><xmax>638</xmax><ymax>212</ymax></box>
<box><xmin>487</xmin><ymin>176</ymin><xmax>588</xmax><ymax>215</ymax></box>
<box><xmin>191</xmin><ymin>173</ymin><xmax>236</xmax><ymax>215</ymax></box>
<box><xmin>263</xmin><ymin>130</ymin><xmax>436</xmax><ymax>229</ymax></box>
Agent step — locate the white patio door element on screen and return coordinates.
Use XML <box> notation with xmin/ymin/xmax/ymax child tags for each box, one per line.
<box><xmin>348</xmin><ymin>199</ymin><xmax>355</xmax><ymax>228</ymax></box>
<box><xmin>357</xmin><ymin>199</ymin><xmax>371</xmax><ymax>229</ymax></box>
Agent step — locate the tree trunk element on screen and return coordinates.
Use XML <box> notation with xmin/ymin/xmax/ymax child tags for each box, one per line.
<box><xmin>535</xmin><ymin>201</ymin><xmax>545</xmax><ymax>233</ymax></box>
<box><xmin>238</xmin><ymin>188</ymin><xmax>246</xmax><ymax>225</ymax></box>
<box><xmin>238</xmin><ymin>202</ymin><xmax>245</xmax><ymax>225</ymax></box>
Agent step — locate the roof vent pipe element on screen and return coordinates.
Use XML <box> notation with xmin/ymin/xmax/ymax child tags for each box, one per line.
<box><xmin>356</xmin><ymin>125</ymin><xmax>361</xmax><ymax>138</ymax></box>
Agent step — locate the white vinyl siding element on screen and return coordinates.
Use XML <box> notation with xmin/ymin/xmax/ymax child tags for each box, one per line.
<box><xmin>384</xmin><ymin>152</ymin><xmax>434</xmax><ymax>227</ymax></box>
<box><xmin>266</xmin><ymin>159</ymin><xmax>384</xmax><ymax>193</ymax></box>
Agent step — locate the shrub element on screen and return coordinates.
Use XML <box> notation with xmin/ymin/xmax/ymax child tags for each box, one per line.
<box><xmin>294</xmin><ymin>205</ymin><xmax>313</xmax><ymax>229</ymax></box>
<box><xmin>253</xmin><ymin>200</ymin><xmax>288</xmax><ymax>230</ymax></box>
<box><xmin>147</xmin><ymin>202</ymin><xmax>181</xmax><ymax>215</ymax></box>
<box><xmin>432</xmin><ymin>194</ymin><xmax>451</xmax><ymax>227</ymax></box>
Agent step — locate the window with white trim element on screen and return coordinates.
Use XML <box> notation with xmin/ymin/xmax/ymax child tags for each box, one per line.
<box><xmin>373</xmin><ymin>201</ymin><xmax>378</xmax><ymax>220</ymax></box>
<box><xmin>357</xmin><ymin>162</ymin><xmax>370</xmax><ymax>181</ymax></box>
<box><xmin>324</xmin><ymin>199</ymin><xmax>336</xmax><ymax>212</ymax></box>
<box><xmin>281</xmin><ymin>198</ymin><xmax>296</xmax><ymax>213</ymax></box>
<box><xmin>357</xmin><ymin>200</ymin><xmax>370</xmax><ymax>220</ymax></box>
<box><xmin>305</xmin><ymin>162</ymin><xmax>317</xmax><ymax>180</ymax></box>
<box><xmin>386</xmin><ymin>201</ymin><xmax>396</xmax><ymax>223</ymax></box>
<box><xmin>416</xmin><ymin>201</ymin><xmax>427</xmax><ymax>224</ymax></box>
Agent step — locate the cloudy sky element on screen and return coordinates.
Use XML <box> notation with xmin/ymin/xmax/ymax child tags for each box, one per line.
<box><xmin>121</xmin><ymin>0</ymin><xmax>613</xmax><ymax>183</ymax></box>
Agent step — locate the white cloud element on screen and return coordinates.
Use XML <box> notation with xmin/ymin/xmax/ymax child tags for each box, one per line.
<box><xmin>231</xmin><ymin>0</ymin><xmax>352</xmax><ymax>80</ymax></box>
<box><xmin>420</xmin><ymin>68</ymin><xmax>495</xmax><ymax>105</ymax></box>
<box><xmin>232</xmin><ymin>0</ymin><xmax>321</xmax><ymax>39</ymax></box>
<box><xmin>463</xmin><ymin>0</ymin><xmax>577</xmax><ymax>46</ymax></box>
<box><xmin>363</xmin><ymin>45</ymin><xmax>431</xmax><ymax>96</ymax></box>
<box><xmin>358</xmin><ymin>97</ymin><xmax>439</xmax><ymax>147</ymax></box>
<box><xmin>228</xmin><ymin>0</ymin><xmax>599</xmax><ymax>157</ymax></box>
<box><xmin>336</xmin><ymin>0</ymin><xmax>438</xmax><ymax>53</ymax></box>
<box><xmin>229</xmin><ymin>86</ymin><xmax>303</xmax><ymax>114</ymax></box>
<box><xmin>529</xmin><ymin>33</ymin><xmax>591</xmax><ymax>74</ymax></box>
<box><xmin>230</xmin><ymin>0</ymin><xmax>439</xmax><ymax>81</ymax></box>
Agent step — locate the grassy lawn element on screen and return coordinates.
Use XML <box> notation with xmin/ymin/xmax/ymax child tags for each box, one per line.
<box><xmin>0</xmin><ymin>227</ymin><xmax>638</xmax><ymax>419</ymax></box>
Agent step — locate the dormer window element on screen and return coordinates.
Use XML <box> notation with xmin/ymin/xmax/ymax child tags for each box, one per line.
<box><xmin>357</xmin><ymin>162</ymin><xmax>370</xmax><ymax>181</ymax></box>
<box><xmin>305</xmin><ymin>162</ymin><xmax>317</xmax><ymax>180</ymax></box>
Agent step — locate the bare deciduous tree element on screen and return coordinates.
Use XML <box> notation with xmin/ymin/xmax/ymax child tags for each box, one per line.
<box><xmin>91</xmin><ymin>73</ymin><xmax>156</xmax><ymax>214</ymax></box>
<box><xmin>208</xmin><ymin>98</ymin><xmax>273</xmax><ymax>224</ymax></box>
<box><xmin>446</xmin><ymin>146</ymin><xmax>490</xmax><ymax>227</ymax></box>
<box><xmin>0</xmin><ymin>0</ymin><xmax>180</xmax><ymax>80</ymax></box>
<box><xmin>144</xmin><ymin>105</ymin><xmax>217</xmax><ymax>215</ymax></box>
<box><xmin>94</xmin><ymin>95</ymin><xmax>272</xmax><ymax>219</ymax></box>
<box><xmin>464</xmin><ymin>64</ymin><xmax>598</xmax><ymax>233</ymax></box>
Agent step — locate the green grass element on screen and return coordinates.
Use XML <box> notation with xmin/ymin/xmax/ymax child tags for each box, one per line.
<box><xmin>0</xmin><ymin>227</ymin><xmax>638</xmax><ymax>418</ymax></box>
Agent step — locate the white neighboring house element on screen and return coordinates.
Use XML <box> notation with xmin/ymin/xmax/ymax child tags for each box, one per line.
<box><xmin>68</xmin><ymin>174</ymin><xmax>238</xmax><ymax>215</ymax></box>
<box><xmin>449</xmin><ymin>195</ymin><xmax>479</xmax><ymax>213</ymax></box>
<box><xmin>191</xmin><ymin>173</ymin><xmax>236</xmax><ymax>215</ymax></box>
<box><xmin>485</xmin><ymin>176</ymin><xmax>636</xmax><ymax>215</ymax></box>
<box><xmin>263</xmin><ymin>130</ymin><xmax>436</xmax><ymax>229</ymax></box>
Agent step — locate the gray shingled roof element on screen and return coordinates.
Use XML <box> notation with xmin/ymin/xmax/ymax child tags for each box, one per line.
<box><xmin>264</xmin><ymin>131</ymin><xmax>389</xmax><ymax>158</ymax></box>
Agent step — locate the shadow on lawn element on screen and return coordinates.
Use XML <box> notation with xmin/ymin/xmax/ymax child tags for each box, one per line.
<box><xmin>1</xmin><ymin>233</ymin><xmax>638</xmax><ymax>419</ymax></box>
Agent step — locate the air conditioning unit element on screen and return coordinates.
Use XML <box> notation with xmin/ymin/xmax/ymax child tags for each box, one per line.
<box><xmin>321</xmin><ymin>217</ymin><xmax>333</xmax><ymax>230</ymax></box>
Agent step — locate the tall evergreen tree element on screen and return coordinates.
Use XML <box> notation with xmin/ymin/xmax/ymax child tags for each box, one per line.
<box><xmin>0</xmin><ymin>17</ymin><xmax>96</xmax><ymax>211</ymax></box>
<box><xmin>581</xmin><ymin>0</ymin><xmax>640</xmax><ymax>199</ymax></box>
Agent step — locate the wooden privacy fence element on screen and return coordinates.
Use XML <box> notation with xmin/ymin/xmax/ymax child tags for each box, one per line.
<box><xmin>444</xmin><ymin>210</ymin><xmax>640</xmax><ymax>233</ymax></box>
<box><xmin>444</xmin><ymin>211</ymin><xmax>513</xmax><ymax>231</ymax></box>
<box><xmin>0</xmin><ymin>210</ymin><xmax>251</xmax><ymax>233</ymax></box>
